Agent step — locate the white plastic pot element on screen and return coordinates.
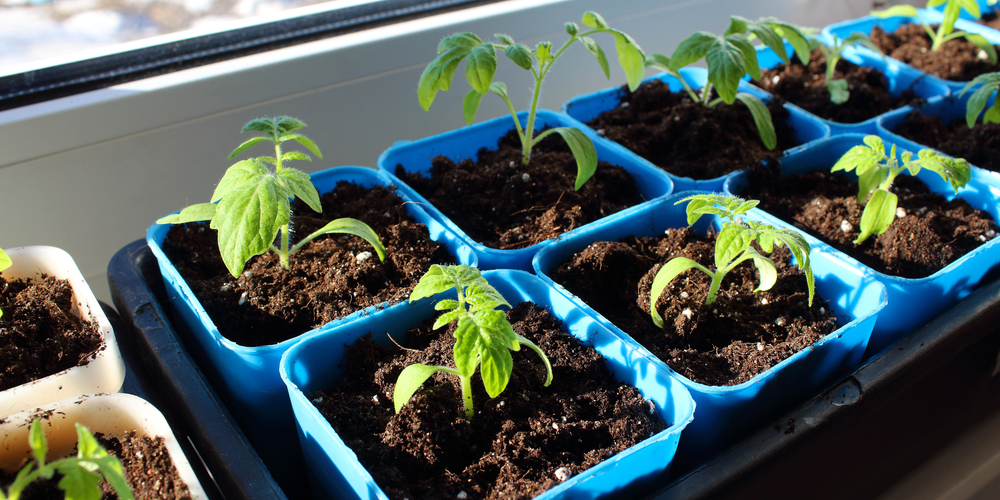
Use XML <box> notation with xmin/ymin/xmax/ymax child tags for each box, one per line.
<box><xmin>0</xmin><ymin>393</ymin><xmax>207</xmax><ymax>500</ymax></box>
<box><xmin>0</xmin><ymin>246</ymin><xmax>125</xmax><ymax>416</ymax></box>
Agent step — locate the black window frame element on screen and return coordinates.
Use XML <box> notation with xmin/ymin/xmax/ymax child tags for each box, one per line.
<box><xmin>0</xmin><ymin>0</ymin><xmax>495</xmax><ymax>111</ymax></box>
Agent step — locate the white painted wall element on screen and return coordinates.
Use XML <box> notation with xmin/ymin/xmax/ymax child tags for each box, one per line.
<box><xmin>0</xmin><ymin>0</ymin><xmax>916</xmax><ymax>302</ymax></box>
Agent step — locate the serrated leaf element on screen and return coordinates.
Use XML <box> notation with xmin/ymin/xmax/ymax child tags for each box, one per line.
<box><xmin>729</xmin><ymin>34</ymin><xmax>760</xmax><ymax>80</ymax></box>
<box><xmin>228</xmin><ymin>136</ymin><xmax>270</xmax><ymax>160</ymax></box>
<box><xmin>156</xmin><ymin>203</ymin><xmax>217</xmax><ymax>225</ymax></box>
<box><xmin>962</xmin><ymin>73</ymin><xmax>1000</xmax><ymax>127</ymax></box>
<box><xmin>433</xmin><ymin>309</ymin><xmax>463</xmax><ymax>330</ymax></box>
<box><xmin>212</xmin><ymin>159</ymin><xmax>268</xmax><ymax>203</ymax></box>
<box><xmin>57</xmin><ymin>463</ymin><xmax>103</xmax><ymax>500</ymax></box>
<box><xmin>393</xmin><ymin>364</ymin><xmax>448</xmax><ymax>413</ymax></box>
<box><xmin>705</xmin><ymin>36</ymin><xmax>747</xmax><ymax>103</ymax></box>
<box><xmin>856</xmin><ymin>189</ymin><xmax>898</xmax><ymax>244</ymax></box>
<box><xmin>435</xmin><ymin>299</ymin><xmax>460</xmax><ymax>311</ymax></box>
<box><xmin>871</xmin><ymin>5</ymin><xmax>919</xmax><ymax>19</ymax></box>
<box><xmin>582</xmin><ymin>11</ymin><xmax>608</xmax><ymax>29</ymax></box>
<box><xmin>670</xmin><ymin>32</ymin><xmax>716</xmax><ymax>71</ymax></box>
<box><xmin>649</xmin><ymin>257</ymin><xmax>710</xmax><ymax>328</ymax></box>
<box><xmin>964</xmin><ymin>33</ymin><xmax>997</xmax><ymax>64</ymax></box>
<box><xmin>453</xmin><ymin>317</ymin><xmax>479</xmax><ymax>377</ymax></box>
<box><xmin>279</xmin><ymin>134</ymin><xmax>323</xmax><ymax>159</ymax></box>
<box><xmin>503</xmin><ymin>43</ymin><xmax>533</xmax><ymax>70</ymax></box>
<box><xmin>479</xmin><ymin>337</ymin><xmax>514</xmax><ymax>398</ymax></box>
<box><xmin>735</xmin><ymin>93</ymin><xmax>776</xmax><ymax>150</ymax></box>
<box><xmin>550</xmin><ymin>127</ymin><xmax>598</xmax><ymax>190</ymax></box>
<box><xmin>465</xmin><ymin>279</ymin><xmax>510</xmax><ymax>312</ymax></box>
<box><xmin>418</xmin><ymin>32</ymin><xmax>482</xmax><ymax>111</ymax></box>
<box><xmin>277</xmin><ymin>168</ymin><xmax>321</xmax><ymax>212</ymax></box>
<box><xmin>580</xmin><ymin>37</ymin><xmax>610</xmax><ymax>79</ymax></box>
<box><xmin>29</xmin><ymin>419</ymin><xmax>47</xmax><ymax>465</ymax></box>
<box><xmin>465</xmin><ymin>43</ymin><xmax>497</xmax><ymax>94</ymax></box>
<box><xmin>462</xmin><ymin>89</ymin><xmax>485</xmax><ymax>126</ymax></box>
<box><xmin>534</xmin><ymin>41</ymin><xmax>553</xmax><ymax>66</ymax></box>
<box><xmin>410</xmin><ymin>264</ymin><xmax>481</xmax><ymax>302</ymax></box>
<box><xmin>495</xmin><ymin>33</ymin><xmax>514</xmax><ymax>46</ymax></box>
<box><xmin>280</xmin><ymin>151</ymin><xmax>312</xmax><ymax>163</ymax></box>
<box><xmin>716</xmin><ymin>223</ymin><xmax>752</xmax><ymax>270</ymax></box>
<box><xmin>914</xmin><ymin>149</ymin><xmax>971</xmax><ymax>192</ymax></box>
<box><xmin>828</xmin><ymin>78</ymin><xmax>850</xmax><ymax>104</ymax></box>
<box><xmin>735</xmin><ymin>199</ymin><xmax>760</xmax><ymax>214</ymax></box>
<box><xmin>476</xmin><ymin>309</ymin><xmax>518</xmax><ymax>351</ymax></box>
<box><xmin>303</xmin><ymin>218</ymin><xmax>386</xmax><ymax>261</ymax></box>
<box><xmin>831</xmin><ymin>142</ymin><xmax>884</xmax><ymax>176</ymax></box>
<box><xmin>214</xmin><ymin>175</ymin><xmax>290</xmax><ymax>277</ymax></box>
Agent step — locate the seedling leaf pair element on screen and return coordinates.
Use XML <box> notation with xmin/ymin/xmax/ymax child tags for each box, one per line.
<box><xmin>394</xmin><ymin>265</ymin><xmax>553</xmax><ymax>420</ymax></box>
<box><xmin>157</xmin><ymin>117</ymin><xmax>386</xmax><ymax>277</ymax></box>
<box><xmin>959</xmin><ymin>72</ymin><xmax>1000</xmax><ymax>127</ymax></box>
<box><xmin>872</xmin><ymin>1</ymin><xmax>997</xmax><ymax>62</ymax></box>
<box><xmin>418</xmin><ymin>12</ymin><xmax>645</xmax><ymax>190</ymax></box>
<box><xmin>808</xmin><ymin>32</ymin><xmax>884</xmax><ymax>104</ymax></box>
<box><xmin>831</xmin><ymin>135</ymin><xmax>971</xmax><ymax>244</ymax></box>
<box><xmin>649</xmin><ymin>195</ymin><xmax>815</xmax><ymax>329</ymax></box>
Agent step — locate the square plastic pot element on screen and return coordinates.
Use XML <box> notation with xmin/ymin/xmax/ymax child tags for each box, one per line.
<box><xmin>724</xmin><ymin>134</ymin><xmax>1000</xmax><ymax>358</ymax></box>
<box><xmin>376</xmin><ymin>109</ymin><xmax>675</xmax><ymax>271</ymax></box>
<box><xmin>823</xmin><ymin>8</ymin><xmax>1000</xmax><ymax>93</ymax></box>
<box><xmin>531</xmin><ymin>192</ymin><xmax>886</xmax><ymax>470</ymax></box>
<box><xmin>279</xmin><ymin>269</ymin><xmax>696</xmax><ymax>500</ymax></box>
<box><xmin>753</xmin><ymin>38</ymin><xmax>951</xmax><ymax>135</ymax></box>
<box><xmin>145</xmin><ymin>166</ymin><xmax>477</xmax><ymax>475</ymax></box>
<box><xmin>0</xmin><ymin>393</ymin><xmax>207</xmax><ymax>499</ymax></box>
<box><xmin>560</xmin><ymin>67</ymin><xmax>831</xmax><ymax>193</ymax></box>
<box><xmin>0</xmin><ymin>246</ymin><xmax>125</xmax><ymax>416</ymax></box>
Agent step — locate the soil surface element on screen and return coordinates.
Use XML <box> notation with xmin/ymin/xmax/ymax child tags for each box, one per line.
<box><xmin>0</xmin><ymin>276</ymin><xmax>103</xmax><ymax>391</ymax></box>
<box><xmin>161</xmin><ymin>180</ymin><xmax>455</xmax><ymax>347</ymax></box>
<box><xmin>741</xmin><ymin>168</ymin><xmax>998</xmax><ymax>278</ymax></box>
<box><xmin>890</xmin><ymin>110</ymin><xmax>1000</xmax><ymax>172</ymax></box>
<box><xmin>870</xmin><ymin>23</ymin><xmax>1000</xmax><ymax>81</ymax></box>
<box><xmin>583</xmin><ymin>79</ymin><xmax>799</xmax><ymax>180</ymax></box>
<box><xmin>979</xmin><ymin>10</ymin><xmax>1000</xmax><ymax>30</ymax></box>
<box><xmin>312</xmin><ymin>303</ymin><xmax>666</xmax><ymax>500</ymax></box>
<box><xmin>0</xmin><ymin>431</ymin><xmax>193</xmax><ymax>500</ymax></box>
<box><xmin>393</xmin><ymin>128</ymin><xmax>643</xmax><ymax>249</ymax></box>
<box><xmin>754</xmin><ymin>48</ymin><xmax>921</xmax><ymax>123</ymax></box>
<box><xmin>549</xmin><ymin>227</ymin><xmax>837</xmax><ymax>386</ymax></box>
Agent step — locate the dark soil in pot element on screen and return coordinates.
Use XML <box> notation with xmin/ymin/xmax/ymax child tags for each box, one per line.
<box><xmin>870</xmin><ymin>23</ymin><xmax>1000</xmax><ymax>81</ymax></box>
<box><xmin>741</xmin><ymin>168</ymin><xmax>998</xmax><ymax>277</ymax></box>
<box><xmin>1</xmin><ymin>431</ymin><xmax>193</xmax><ymax>500</ymax></box>
<box><xmin>549</xmin><ymin>227</ymin><xmax>837</xmax><ymax>386</ymax></box>
<box><xmin>582</xmin><ymin>79</ymin><xmax>799</xmax><ymax>181</ymax></box>
<box><xmin>979</xmin><ymin>10</ymin><xmax>1000</xmax><ymax>30</ymax></box>
<box><xmin>392</xmin><ymin>129</ymin><xmax>643</xmax><ymax>249</ymax></box>
<box><xmin>312</xmin><ymin>302</ymin><xmax>666</xmax><ymax>500</ymax></box>
<box><xmin>161</xmin><ymin>180</ymin><xmax>455</xmax><ymax>347</ymax></box>
<box><xmin>0</xmin><ymin>276</ymin><xmax>103</xmax><ymax>391</ymax></box>
<box><xmin>753</xmin><ymin>48</ymin><xmax>922</xmax><ymax>123</ymax></box>
<box><xmin>889</xmin><ymin>111</ymin><xmax>1000</xmax><ymax>172</ymax></box>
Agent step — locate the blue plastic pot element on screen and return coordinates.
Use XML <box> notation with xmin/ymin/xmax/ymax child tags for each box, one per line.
<box><xmin>376</xmin><ymin>110</ymin><xmax>674</xmax><ymax>271</ymax></box>
<box><xmin>145</xmin><ymin>166</ymin><xmax>477</xmax><ymax>477</ymax></box>
<box><xmin>754</xmin><ymin>39</ymin><xmax>950</xmax><ymax>135</ymax></box>
<box><xmin>725</xmin><ymin>134</ymin><xmax>1000</xmax><ymax>358</ymax></box>
<box><xmin>279</xmin><ymin>269</ymin><xmax>696</xmax><ymax>500</ymax></box>
<box><xmin>561</xmin><ymin>67</ymin><xmax>830</xmax><ymax>193</ymax></box>
<box><xmin>531</xmin><ymin>192</ymin><xmax>886</xmax><ymax>470</ymax></box>
<box><xmin>823</xmin><ymin>9</ymin><xmax>1000</xmax><ymax>93</ymax></box>
<box><xmin>877</xmin><ymin>89</ymin><xmax>999</xmax><ymax>182</ymax></box>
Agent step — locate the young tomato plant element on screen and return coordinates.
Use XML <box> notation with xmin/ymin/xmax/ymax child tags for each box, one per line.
<box><xmin>1</xmin><ymin>419</ymin><xmax>134</xmax><ymax>500</ymax></box>
<box><xmin>648</xmin><ymin>194</ymin><xmax>815</xmax><ymax>329</ymax></box>
<box><xmin>0</xmin><ymin>248</ymin><xmax>9</xmax><ymax>319</ymax></box>
<box><xmin>645</xmin><ymin>16</ymin><xmax>812</xmax><ymax>150</ymax></box>
<box><xmin>417</xmin><ymin>11</ymin><xmax>645</xmax><ymax>190</ymax></box>
<box><xmin>872</xmin><ymin>0</ymin><xmax>997</xmax><ymax>63</ymax></box>
<box><xmin>157</xmin><ymin>116</ymin><xmax>386</xmax><ymax>277</ymax></box>
<box><xmin>393</xmin><ymin>265</ymin><xmax>553</xmax><ymax>421</ymax></box>
<box><xmin>831</xmin><ymin>135</ymin><xmax>971</xmax><ymax>244</ymax></box>
<box><xmin>959</xmin><ymin>71</ymin><xmax>1000</xmax><ymax>127</ymax></box>
<box><xmin>808</xmin><ymin>32</ymin><xmax>884</xmax><ymax>104</ymax></box>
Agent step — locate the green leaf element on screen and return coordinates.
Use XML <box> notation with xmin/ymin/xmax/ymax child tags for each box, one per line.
<box><xmin>433</xmin><ymin>309</ymin><xmax>462</xmax><ymax>330</ymax></box>
<box><xmin>279</xmin><ymin>133</ymin><xmax>323</xmax><ymax>159</ymax></box>
<box><xmin>644</xmin><ymin>52</ymin><xmax>671</xmax><ymax>72</ymax></box>
<box><xmin>831</xmin><ymin>140</ymin><xmax>885</xmax><ymax>176</ymax></box>
<box><xmin>300</xmin><ymin>218</ymin><xmax>387</xmax><ymax>261</ymax></box>
<box><xmin>580</xmin><ymin>37</ymin><xmax>610</xmax><ymax>79</ymax></box>
<box><xmin>462</xmin><ymin>89</ymin><xmax>485</xmax><ymax>126</ymax></box>
<box><xmin>435</xmin><ymin>299</ymin><xmax>460</xmax><ymax>311</ymax></box>
<box><xmin>466</xmin><ymin>43</ymin><xmax>498</xmax><ymax>94</ymax></box>
<box><xmin>503</xmin><ymin>43</ymin><xmax>533</xmax><ymax>70</ymax></box>
<box><xmin>609</xmin><ymin>30</ymin><xmax>646</xmax><ymax>91</ymax></box>
<box><xmin>494</xmin><ymin>33</ymin><xmax>514</xmax><ymax>46</ymax></box>
<box><xmin>964</xmin><ymin>33</ymin><xmax>997</xmax><ymax>64</ymax></box>
<box><xmin>549</xmin><ymin>127</ymin><xmax>598</xmax><ymax>190</ymax></box>
<box><xmin>418</xmin><ymin>32</ymin><xmax>483</xmax><ymax>111</ymax></box>
<box><xmin>913</xmin><ymin>149</ymin><xmax>971</xmax><ymax>192</ymax></box>
<box><xmin>465</xmin><ymin>279</ymin><xmax>511</xmax><ymax>312</ymax></box>
<box><xmin>212</xmin><ymin>159</ymin><xmax>268</xmax><ymax>203</ymax></box>
<box><xmin>489</xmin><ymin>81</ymin><xmax>509</xmax><ymax>102</ymax></box>
<box><xmin>870</xmin><ymin>5</ymin><xmax>919</xmax><ymax>19</ymax></box>
<box><xmin>479</xmin><ymin>333</ymin><xmax>514</xmax><ymax>398</ymax></box>
<box><xmin>394</xmin><ymin>364</ymin><xmax>451</xmax><ymax>413</ymax></box>
<box><xmin>453</xmin><ymin>317</ymin><xmax>479</xmax><ymax>377</ymax></box>
<box><xmin>279</xmin><ymin>151</ymin><xmax>311</xmax><ymax>163</ymax></box>
<box><xmin>582</xmin><ymin>11</ymin><xmax>609</xmax><ymax>29</ymax></box>
<box><xmin>56</xmin><ymin>464</ymin><xmax>102</xmax><ymax>500</ymax></box>
<box><xmin>735</xmin><ymin>93</ymin><xmax>776</xmax><ymax>150</ymax></box>
<box><xmin>729</xmin><ymin>35</ymin><xmax>760</xmax><ymax>81</ymax></box>
<box><xmin>828</xmin><ymin>78</ymin><xmax>850</xmax><ymax>104</ymax></box>
<box><xmin>93</xmin><ymin>457</ymin><xmax>133</xmax><ymax>500</ymax></box>
<box><xmin>156</xmin><ymin>203</ymin><xmax>217</xmax><ymax>225</ymax></box>
<box><xmin>705</xmin><ymin>36</ymin><xmax>748</xmax><ymax>103</ymax></box>
<box><xmin>725</xmin><ymin>16</ymin><xmax>748</xmax><ymax>36</ymax></box>
<box><xmin>29</xmin><ymin>419</ymin><xmax>47</xmax><ymax>465</ymax></box>
<box><xmin>669</xmin><ymin>32</ymin><xmax>716</xmax><ymax>71</ymax></box>
<box><xmin>985</xmin><ymin>105</ymin><xmax>1000</xmax><ymax>124</ymax></box>
<box><xmin>857</xmin><ymin>161</ymin><xmax>883</xmax><ymax>203</ymax></box>
<box><xmin>960</xmin><ymin>0</ymin><xmax>982</xmax><ymax>18</ymax></box>
<box><xmin>410</xmin><ymin>264</ymin><xmax>482</xmax><ymax>302</ymax></box>
<box><xmin>0</xmin><ymin>248</ymin><xmax>10</xmax><ymax>274</ymax></box>
<box><xmin>214</xmin><ymin>175</ymin><xmax>290</xmax><ymax>277</ymax></box>
<box><xmin>564</xmin><ymin>22</ymin><xmax>579</xmax><ymax>36</ymax></box>
<box><xmin>856</xmin><ymin>189</ymin><xmax>898</xmax><ymax>244</ymax></box>
<box><xmin>649</xmin><ymin>257</ymin><xmax>711</xmax><ymax>328</ymax></box>
<box><xmin>843</xmin><ymin>31</ymin><xmax>883</xmax><ymax>56</ymax></box>
<box><xmin>961</xmin><ymin>73</ymin><xmax>1000</xmax><ymax>127</ymax></box>
<box><xmin>742</xmin><ymin>18</ymin><xmax>791</xmax><ymax>64</ymax></box>
<box><xmin>475</xmin><ymin>308</ymin><xmax>519</xmax><ymax>351</ymax></box>
<box><xmin>745</xmin><ymin>247</ymin><xmax>778</xmax><ymax>292</ymax></box>
<box><xmin>534</xmin><ymin>41</ymin><xmax>553</xmax><ymax>66</ymax></box>
<box><xmin>715</xmin><ymin>222</ymin><xmax>753</xmax><ymax>270</ymax></box>
<box><xmin>769</xmin><ymin>20</ymin><xmax>813</xmax><ymax>64</ymax></box>
<box><xmin>228</xmin><ymin>137</ymin><xmax>270</xmax><ymax>160</ymax></box>
<box><xmin>277</xmin><ymin>168</ymin><xmax>321</xmax><ymax>212</ymax></box>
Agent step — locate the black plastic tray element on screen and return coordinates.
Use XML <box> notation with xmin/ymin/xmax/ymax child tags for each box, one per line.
<box><xmin>108</xmin><ymin>238</ymin><xmax>1000</xmax><ymax>499</ymax></box>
